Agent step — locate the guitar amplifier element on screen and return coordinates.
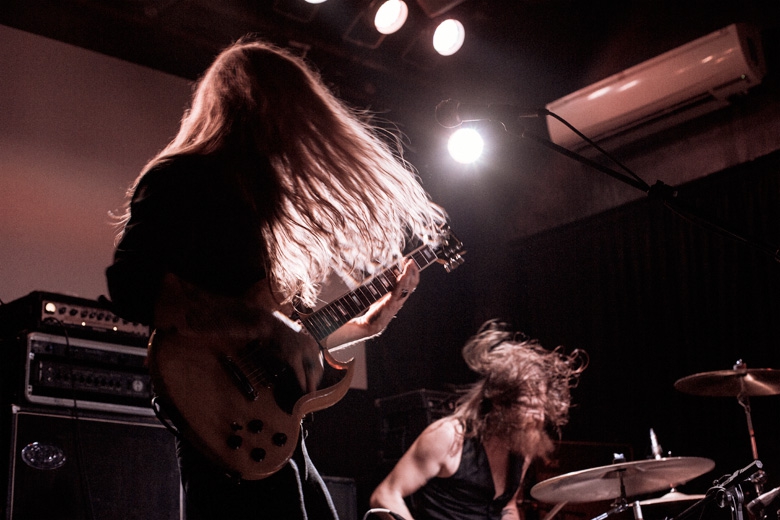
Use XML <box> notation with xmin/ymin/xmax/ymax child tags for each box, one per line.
<box><xmin>0</xmin><ymin>291</ymin><xmax>149</xmax><ymax>346</ymax></box>
<box><xmin>1</xmin><ymin>331</ymin><xmax>154</xmax><ymax>417</ymax></box>
<box><xmin>376</xmin><ymin>389</ymin><xmax>458</xmax><ymax>463</ymax></box>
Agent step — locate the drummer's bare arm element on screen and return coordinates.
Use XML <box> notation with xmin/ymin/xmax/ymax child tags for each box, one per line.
<box><xmin>501</xmin><ymin>487</ymin><xmax>523</xmax><ymax>520</ymax></box>
<box><xmin>370</xmin><ymin>417</ymin><xmax>463</xmax><ymax>520</ymax></box>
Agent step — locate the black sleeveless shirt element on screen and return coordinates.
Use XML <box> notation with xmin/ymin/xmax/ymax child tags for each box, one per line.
<box><xmin>414</xmin><ymin>436</ymin><xmax>524</xmax><ymax>520</ymax></box>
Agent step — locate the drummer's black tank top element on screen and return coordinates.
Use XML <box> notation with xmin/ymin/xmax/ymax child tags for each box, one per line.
<box><xmin>414</xmin><ymin>436</ymin><xmax>523</xmax><ymax>520</ymax></box>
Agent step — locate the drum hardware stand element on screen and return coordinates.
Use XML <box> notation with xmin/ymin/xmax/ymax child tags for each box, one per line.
<box><xmin>588</xmin><ymin>490</ymin><xmax>646</xmax><ymax>520</ymax></box>
<box><xmin>674</xmin><ymin>460</ymin><xmax>764</xmax><ymax>520</ymax></box>
<box><xmin>732</xmin><ymin>360</ymin><xmax>766</xmax><ymax>497</ymax></box>
<box><xmin>590</xmin><ymin>454</ymin><xmax>628</xmax><ymax>520</ymax></box>
<box><xmin>589</xmin><ymin>486</ymin><xmax>630</xmax><ymax>520</ymax></box>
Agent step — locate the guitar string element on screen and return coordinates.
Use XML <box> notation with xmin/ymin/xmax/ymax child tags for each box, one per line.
<box><xmin>224</xmin><ymin>244</ymin><xmax>448</xmax><ymax>387</ymax></box>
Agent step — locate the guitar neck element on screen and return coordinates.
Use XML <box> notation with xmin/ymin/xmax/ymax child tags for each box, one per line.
<box><xmin>301</xmin><ymin>244</ymin><xmax>441</xmax><ymax>342</ymax></box>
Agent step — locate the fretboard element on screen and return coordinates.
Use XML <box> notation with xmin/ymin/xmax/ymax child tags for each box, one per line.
<box><xmin>302</xmin><ymin>244</ymin><xmax>441</xmax><ymax>342</ymax></box>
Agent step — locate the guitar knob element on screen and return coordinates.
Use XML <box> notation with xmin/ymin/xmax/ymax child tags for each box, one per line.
<box><xmin>227</xmin><ymin>434</ymin><xmax>243</xmax><ymax>450</ymax></box>
<box><xmin>248</xmin><ymin>419</ymin><xmax>264</xmax><ymax>433</ymax></box>
<box><xmin>272</xmin><ymin>433</ymin><xmax>288</xmax><ymax>447</ymax></box>
<box><xmin>250</xmin><ymin>448</ymin><xmax>266</xmax><ymax>462</ymax></box>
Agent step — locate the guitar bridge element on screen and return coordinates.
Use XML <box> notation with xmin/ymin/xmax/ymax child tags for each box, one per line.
<box><xmin>220</xmin><ymin>355</ymin><xmax>259</xmax><ymax>401</ymax></box>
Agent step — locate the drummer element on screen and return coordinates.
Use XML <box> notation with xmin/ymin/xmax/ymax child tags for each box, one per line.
<box><xmin>370</xmin><ymin>320</ymin><xmax>588</xmax><ymax>520</ymax></box>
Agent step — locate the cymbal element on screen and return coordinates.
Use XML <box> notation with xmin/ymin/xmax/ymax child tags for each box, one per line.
<box><xmin>674</xmin><ymin>369</ymin><xmax>780</xmax><ymax>397</ymax></box>
<box><xmin>639</xmin><ymin>490</ymin><xmax>706</xmax><ymax>506</ymax></box>
<box><xmin>530</xmin><ymin>457</ymin><xmax>715</xmax><ymax>504</ymax></box>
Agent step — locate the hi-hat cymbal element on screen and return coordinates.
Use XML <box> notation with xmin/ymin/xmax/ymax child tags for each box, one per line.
<box><xmin>674</xmin><ymin>369</ymin><xmax>780</xmax><ymax>397</ymax></box>
<box><xmin>530</xmin><ymin>457</ymin><xmax>715</xmax><ymax>504</ymax></box>
<box><xmin>639</xmin><ymin>490</ymin><xmax>706</xmax><ymax>506</ymax></box>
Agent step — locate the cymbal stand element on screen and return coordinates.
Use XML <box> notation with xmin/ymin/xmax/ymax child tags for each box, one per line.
<box><xmin>738</xmin><ymin>393</ymin><xmax>759</xmax><ymax>461</ymax></box>
<box><xmin>590</xmin><ymin>497</ymin><xmax>631</xmax><ymax>520</ymax></box>
<box><xmin>590</xmin><ymin>469</ymin><xmax>632</xmax><ymax>520</ymax></box>
<box><xmin>720</xmin><ymin>483</ymin><xmax>748</xmax><ymax>520</ymax></box>
<box><xmin>734</xmin><ymin>360</ymin><xmax>766</xmax><ymax>495</ymax></box>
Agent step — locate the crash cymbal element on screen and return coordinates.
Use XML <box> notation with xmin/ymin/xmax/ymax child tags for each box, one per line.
<box><xmin>639</xmin><ymin>490</ymin><xmax>706</xmax><ymax>506</ymax></box>
<box><xmin>674</xmin><ymin>369</ymin><xmax>780</xmax><ymax>397</ymax></box>
<box><xmin>530</xmin><ymin>457</ymin><xmax>715</xmax><ymax>504</ymax></box>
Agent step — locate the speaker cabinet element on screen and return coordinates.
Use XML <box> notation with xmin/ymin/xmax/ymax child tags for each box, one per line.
<box><xmin>323</xmin><ymin>476</ymin><xmax>357</xmax><ymax>520</ymax></box>
<box><xmin>4</xmin><ymin>407</ymin><xmax>181</xmax><ymax>520</ymax></box>
<box><xmin>376</xmin><ymin>389</ymin><xmax>457</xmax><ymax>463</ymax></box>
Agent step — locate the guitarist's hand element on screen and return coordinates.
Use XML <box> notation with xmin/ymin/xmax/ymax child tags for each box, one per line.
<box><xmin>321</xmin><ymin>259</ymin><xmax>420</xmax><ymax>350</ymax></box>
<box><xmin>360</xmin><ymin>258</ymin><xmax>420</xmax><ymax>332</ymax></box>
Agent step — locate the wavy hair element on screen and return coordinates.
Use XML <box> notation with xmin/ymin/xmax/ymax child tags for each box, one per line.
<box><xmin>453</xmin><ymin>320</ymin><xmax>588</xmax><ymax>442</ymax></box>
<box><xmin>116</xmin><ymin>37</ymin><xmax>447</xmax><ymax>306</ymax></box>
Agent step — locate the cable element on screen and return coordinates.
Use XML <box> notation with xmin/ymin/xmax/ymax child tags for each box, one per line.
<box><xmin>42</xmin><ymin>317</ymin><xmax>95</xmax><ymax>520</ymax></box>
<box><xmin>526</xmin><ymin>110</ymin><xmax>780</xmax><ymax>264</ymax></box>
<box><xmin>545</xmin><ymin>110</ymin><xmax>650</xmax><ymax>190</ymax></box>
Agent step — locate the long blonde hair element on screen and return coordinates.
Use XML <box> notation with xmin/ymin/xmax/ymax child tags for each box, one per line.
<box><xmin>453</xmin><ymin>320</ymin><xmax>588</xmax><ymax>441</ymax></box>
<box><xmin>117</xmin><ymin>37</ymin><xmax>447</xmax><ymax>307</ymax></box>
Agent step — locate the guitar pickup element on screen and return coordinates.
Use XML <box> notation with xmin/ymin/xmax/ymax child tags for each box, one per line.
<box><xmin>220</xmin><ymin>355</ymin><xmax>259</xmax><ymax>401</ymax></box>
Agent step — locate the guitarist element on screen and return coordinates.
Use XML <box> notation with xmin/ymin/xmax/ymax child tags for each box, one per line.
<box><xmin>105</xmin><ymin>36</ymin><xmax>448</xmax><ymax>520</ymax></box>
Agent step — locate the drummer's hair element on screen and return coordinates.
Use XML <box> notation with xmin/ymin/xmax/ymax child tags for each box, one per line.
<box><xmin>452</xmin><ymin>319</ymin><xmax>588</xmax><ymax>440</ymax></box>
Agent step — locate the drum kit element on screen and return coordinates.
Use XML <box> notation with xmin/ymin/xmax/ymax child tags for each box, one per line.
<box><xmin>530</xmin><ymin>361</ymin><xmax>780</xmax><ymax>520</ymax></box>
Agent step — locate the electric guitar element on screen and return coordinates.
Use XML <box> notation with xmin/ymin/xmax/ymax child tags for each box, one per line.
<box><xmin>147</xmin><ymin>226</ymin><xmax>464</xmax><ymax>480</ymax></box>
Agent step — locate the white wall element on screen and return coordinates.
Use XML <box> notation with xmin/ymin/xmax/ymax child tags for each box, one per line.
<box><xmin>0</xmin><ymin>24</ymin><xmax>191</xmax><ymax>304</ymax></box>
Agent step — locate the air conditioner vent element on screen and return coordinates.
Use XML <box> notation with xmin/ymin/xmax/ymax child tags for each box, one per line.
<box><xmin>546</xmin><ymin>23</ymin><xmax>766</xmax><ymax>150</ymax></box>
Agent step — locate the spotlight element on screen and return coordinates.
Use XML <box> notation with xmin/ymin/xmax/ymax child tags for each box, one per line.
<box><xmin>344</xmin><ymin>0</ymin><xmax>400</xmax><ymax>48</ymax></box>
<box><xmin>433</xmin><ymin>18</ymin><xmax>465</xmax><ymax>56</ymax></box>
<box><xmin>375</xmin><ymin>0</ymin><xmax>409</xmax><ymax>35</ymax></box>
<box><xmin>447</xmin><ymin>128</ymin><xmax>483</xmax><ymax>164</ymax></box>
<box><xmin>304</xmin><ymin>0</ymin><xmax>327</xmax><ymax>3</ymax></box>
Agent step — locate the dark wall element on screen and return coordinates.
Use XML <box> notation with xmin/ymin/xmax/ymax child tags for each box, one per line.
<box><xmin>505</xmin><ymin>149</ymin><xmax>780</xmax><ymax>486</ymax></box>
<box><xmin>309</xmin><ymin>149</ymin><xmax>780</xmax><ymax>514</ymax></box>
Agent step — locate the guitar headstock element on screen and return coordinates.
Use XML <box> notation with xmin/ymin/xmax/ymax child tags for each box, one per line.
<box><xmin>434</xmin><ymin>224</ymin><xmax>465</xmax><ymax>273</ymax></box>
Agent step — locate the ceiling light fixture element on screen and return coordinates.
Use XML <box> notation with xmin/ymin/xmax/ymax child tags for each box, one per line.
<box><xmin>374</xmin><ymin>0</ymin><xmax>409</xmax><ymax>35</ymax></box>
<box><xmin>433</xmin><ymin>18</ymin><xmax>465</xmax><ymax>56</ymax></box>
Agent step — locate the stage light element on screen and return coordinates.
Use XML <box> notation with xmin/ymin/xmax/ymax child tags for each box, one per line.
<box><xmin>375</xmin><ymin>0</ymin><xmax>409</xmax><ymax>35</ymax></box>
<box><xmin>433</xmin><ymin>19</ymin><xmax>465</xmax><ymax>56</ymax></box>
<box><xmin>447</xmin><ymin>128</ymin><xmax>483</xmax><ymax>164</ymax></box>
<box><xmin>304</xmin><ymin>0</ymin><xmax>327</xmax><ymax>3</ymax></box>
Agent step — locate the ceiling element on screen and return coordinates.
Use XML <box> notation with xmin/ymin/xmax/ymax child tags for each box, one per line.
<box><xmin>3</xmin><ymin>0</ymin><xmax>777</xmax><ymax>111</ymax></box>
<box><xmin>3</xmin><ymin>0</ymin><xmax>780</xmax><ymax>238</ymax></box>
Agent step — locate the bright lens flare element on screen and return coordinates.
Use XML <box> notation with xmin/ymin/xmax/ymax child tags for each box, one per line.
<box><xmin>375</xmin><ymin>0</ymin><xmax>408</xmax><ymax>35</ymax></box>
<box><xmin>447</xmin><ymin>128</ymin><xmax>483</xmax><ymax>164</ymax></box>
<box><xmin>433</xmin><ymin>19</ymin><xmax>465</xmax><ymax>56</ymax></box>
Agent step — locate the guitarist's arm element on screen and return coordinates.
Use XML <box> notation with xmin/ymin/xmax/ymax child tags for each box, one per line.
<box><xmin>320</xmin><ymin>259</ymin><xmax>420</xmax><ymax>351</ymax></box>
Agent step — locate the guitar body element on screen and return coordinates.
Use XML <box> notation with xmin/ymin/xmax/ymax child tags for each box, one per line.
<box><xmin>147</xmin><ymin>224</ymin><xmax>463</xmax><ymax>480</ymax></box>
<box><xmin>148</xmin><ymin>327</ymin><xmax>353</xmax><ymax>480</ymax></box>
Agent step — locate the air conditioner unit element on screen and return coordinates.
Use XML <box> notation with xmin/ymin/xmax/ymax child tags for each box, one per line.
<box><xmin>545</xmin><ymin>23</ymin><xmax>766</xmax><ymax>150</ymax></box>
